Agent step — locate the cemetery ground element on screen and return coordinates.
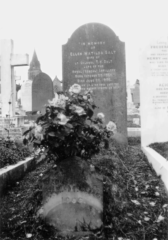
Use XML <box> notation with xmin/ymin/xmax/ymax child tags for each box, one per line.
<box><xmin>0</xmin><ymin>137</ymin><xmax>168</xmax><ymax>240</ymax></box>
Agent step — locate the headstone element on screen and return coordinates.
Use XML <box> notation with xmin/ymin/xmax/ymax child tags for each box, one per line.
<box><xmin>140</xmin><ymin>37</ymin><xmax>168</xmax><ymax>146</ymax></box>
<box><xmin>0</xmin><ymin>39</ymin><xmax>29</xmax><ymax>117</ymax></box>
<box><xmin>0</xmin><ymin>117</ymin><xmax>22</xmax><ymax>139</ymax></box>
<box><xmin>127</xmin><ymin>81</ymin><xmax>133</xmax><ymax>103</ymax></box>
<box><xmin>131</xmin><ymin>80</ymin><xmax>140</xmax><ymax>107</ymax></box>
<box><xmin>21</xmin><ymin>80</ymin><xmax>32</xmax><ymax>111</ymax></box>
<box><xmin>62</xmin><ymin>23</ymin><xmax>127</xmax><ymax>136</ymax></box>
<box><xmin>32</xmin><ymin>72</ymin><xmax>54</xmax><ymax>112</ymax></box>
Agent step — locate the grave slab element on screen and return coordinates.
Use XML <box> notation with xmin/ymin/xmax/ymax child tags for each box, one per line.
<box><xmin>38</xmin><ymin>157</ymin><xmax>103</xmax><ymax>235</ymax></box>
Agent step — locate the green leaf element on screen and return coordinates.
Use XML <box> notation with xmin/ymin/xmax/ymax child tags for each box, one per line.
<box><xmin>54</xmin><ymin>132</ymin><xmax>65</xmax><ymax>140</ymax></box>
<box><xmin>66</xmin><ymin>123</ymin><xmax>73</xmax><ymax>128</ymax></box>
<box><xmin>33</xmin><ymin>140</ymin><xmax>41</xmax><ymax>145</ymax></box>
<box><xmin>48</xmin><ymin>132</ymin><xmax>56</xmax><ymax>137</ymax></box>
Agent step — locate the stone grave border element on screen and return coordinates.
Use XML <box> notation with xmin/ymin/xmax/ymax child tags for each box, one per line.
<box><xmin>142</xmin><ymin>146</ymin><xmax>168</xmax><ymax>192</ymax></box>
<box><xmin>0</xmin><ymin>153</ymin><xmax>46</xmax><ymax>196</ymax></box>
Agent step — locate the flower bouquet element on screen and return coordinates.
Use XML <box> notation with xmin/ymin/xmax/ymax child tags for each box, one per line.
<box><xmin>23</xmin><ymin>83</ymin><xmax>117</xmax><ymax>163</ymax></box>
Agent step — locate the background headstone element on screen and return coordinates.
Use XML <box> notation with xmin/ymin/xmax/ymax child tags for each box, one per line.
<box><xmin>62</xmin><ymin>23</ymin><xmax>127</xmax><ymax>136</ymax></box>
<box><xmin>0</xmin><ymin>117</ymin><xmax>22</xmax><ymax>139</ymax></box>
<box><xmin>131</xmin><ymin>79</ymin><xmax>140</xmax><ymax>107</ymax></box>
<box><xmin>21</xmin><ymin>80</ymin><xmax>32</xmax><ymax>111</ymax></box>
<box><xmin>32</xmin><ymin>72</ymin><xmax>54</xmax><ymax>113</ymax></box>
<box><xmin>140</xmin><ymin>37</ymin><xmax>168</xmax><ymax>146</ymax></box>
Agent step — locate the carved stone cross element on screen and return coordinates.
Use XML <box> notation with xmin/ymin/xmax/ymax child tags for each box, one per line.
<box><xmin>0</xmin><ymin>39</ymin><xmax>29</xmax><ymax>117</ymax></box>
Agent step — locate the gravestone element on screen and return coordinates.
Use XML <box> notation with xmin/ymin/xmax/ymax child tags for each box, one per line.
<box><xmin>131</xmin><ymin>80</ymin><xmax>140</xmax><ymax>107</ymax></box>
<box><xmin>21</xmin><ymin>80</ymin><xmax>32</xmax><ymax>111</ymax></box>
<box><xmin>0</xmin><ymin>117</ymin><xmax>22</xmax><ymax>139</ymax></box>
<box><xmin>140</xmin><ymin>37</ymin><xmax>168</xmax><ymax>146</ymax></box>
<box><xmin>53</xmin><ymin>76</ymin><xmax>62</xmax><ymax>93</ymax></box>
<box><xmin>62</xmin><ymin>23</ymin><xmax>127</xmax><ymax>136</ymax></box>
<box><xmin>32</xmin><ymin>72</ymin><xmax>54</xmax><ymax>113</ymax></box>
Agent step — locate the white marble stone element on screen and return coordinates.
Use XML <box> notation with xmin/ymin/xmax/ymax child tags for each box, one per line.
<box><xmin>139</xmin><ymin>37</ymin><xmax>168</xmax><ymax>146</ymax></box>
<box><xmin>21</xmin><ymin>80</ymin><xmax>32</xmax><ymax>111</ymax></box>
<box><xmin>0</xmin><ymin>39</ymin><xmax>29</xmax><ymax>117</ymax></box>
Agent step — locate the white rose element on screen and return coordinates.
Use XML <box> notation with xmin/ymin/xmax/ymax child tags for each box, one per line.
<box><xmin>73</xmin><ymin>105</ymin><xmax>86</xmax><ymax>116</ymax></box>
<box><xmin>57</xmin><ymin>113</ymin><xmax>69</xmax><ymax>125</ymax></box>
<box><xmin>106</xmin><ymin>121</ymin><xmax>117</xmax><ymax>132</ymax></box>
<box><xmin>48</xmin><ymin>93</ymin><xmax>68</xmax><ymax>108</ymax></box>
<box><xmin>34</xmin><ymin>124</ymin><xmax>43</xmax><ymax>140</ymax></box>
<box><xmin>97</xmin><ymin>112</ymin><xmax>105</xmax><ymax>120</ymax></box>
<box><xmin>69</xmin><ymin>84</ymin><xmax>81</xmax><ymax>94</ymax></box>
<box><xmin>48</xmin><ymin>93</ymin><xmax>59</xmax><ymax>106</ymax></box>
<box><xmin>83</xmin><ymin>95</ymin><xmax>88</xmax><ymax>100</ymax></box>
<box><xmin>35</xmin><ymin>124</ymin><xmax>42</xmax><ymax>134</ymax></box>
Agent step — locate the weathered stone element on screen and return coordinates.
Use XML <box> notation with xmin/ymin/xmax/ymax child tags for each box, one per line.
<box><xmin>38</xmin><ymin>157</ymin><xmax>103</xmax><ymax>235</ymax></box>
<box><xmin>0</xmin><ymin>39</ymin><xmax>29</xmax><ymax>117</ymax></box>
<box><xmin>62</xmin><ymin>23</ymin><xmax>127</xmax><ymax>137</ymax></box>
<box><xmin>20</xmin><ymin>80</ymin><xmax>32</xmax><ymax>111</ymax></box>
<box><xmin>32</xmin><ymin>72</ymin><xmax>54</xmax><ymax>112</ymax></box>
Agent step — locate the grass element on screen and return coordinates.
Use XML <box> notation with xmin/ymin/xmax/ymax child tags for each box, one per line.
<box><xmin>0</xmin><ymin>139</ymin><xmax>168</xmax><ymax>240</ymax></box>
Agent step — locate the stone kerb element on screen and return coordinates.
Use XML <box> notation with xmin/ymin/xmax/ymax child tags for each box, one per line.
<box><xmin>0</xmin><ymin>154</ymin><xmax>45</xmax><ymax>196</ymax></box>
<box><xmin>142</xmin><ymin>146</ymin><xmax>168</xmax><ymax>192</ymax></box>
<box><xmin>140</xmin><ymin>36</ymin><xmax>168</xmax><ymax>191</ymax></box>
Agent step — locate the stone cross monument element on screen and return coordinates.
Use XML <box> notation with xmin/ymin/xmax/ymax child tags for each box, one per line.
<box><xmin>0</xmin><ymin>39</ymin><xmax>29</xmax><ymax>117</ymax></box>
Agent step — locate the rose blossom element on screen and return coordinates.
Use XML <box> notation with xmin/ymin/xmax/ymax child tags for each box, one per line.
<box><xmin>106</xmin><ymin>121</ymin><xmax>117</xmax><ymax>132</ymax></box>
<box><xmin>97</xmin><ymin>112</ymin><xmax>105</xmax><ymax>120</ymax></box>
<box><xmin>48</xmin><ymin>93</ymin><xmax>68</xmax><ymax>108</ymax></box>
<box><xmin>73</xmin><ymin>105</ymin><xmax>86</xmax><ymax>116</ymax></box>
<box><xmin>34</xmin><ymin>124</ymin><xmax>43</xmax><ymax>140</ymax></box>
<box><xmin>48</xmin><ymin>92</ymin><xmax>59</xmax><ymax>106</ymax></box>
<box><xmin>69</xmin><ymin>84</ymin><xmax>81</xmax><ymax>94</ymax></box>
<box><xmin>57</xmin><ymin>113</ymin><xmax>69</xmax><ymax>125</ymax></box>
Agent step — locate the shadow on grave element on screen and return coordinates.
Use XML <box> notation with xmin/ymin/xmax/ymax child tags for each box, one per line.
<box><xmin>36</xmin><ymin>156</ymin><xmax>103</xmax><ymax>236</ymax></box>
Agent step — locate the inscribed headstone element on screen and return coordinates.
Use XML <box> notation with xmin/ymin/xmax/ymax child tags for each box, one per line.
<box><xmin>62</xmin><ymin>23</ymin><xmax>127</xmax><ymax>136</ymax></box>
<box><xmin>0</xmin><ymin>117</ymin><xmax>22</xmax><ymax>139</ymax></box>
<box><xmin>140</xmin><ymin>37</ymin><xmax>168</xmax><ymax>146</ymax></box>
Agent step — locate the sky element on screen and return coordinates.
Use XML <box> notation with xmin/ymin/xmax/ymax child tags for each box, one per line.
<box><xmin>0</xmin><ymin>0</ymin><xmax>168</xmax><ymax>84</ymax></box>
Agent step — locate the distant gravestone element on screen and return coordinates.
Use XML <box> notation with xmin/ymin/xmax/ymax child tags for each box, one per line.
<box><xmin>131</xmin><ymin>80</ymin><xmax>140</xmax><ymax>107</ymax></box>
<box><xmin>62</xmin><ymin>23</ymin><xmax>127</xmax><ymax>136</ymax></box>
<box><xmin>0</xmin><ymin>117</ymin><xmax>22</xmax><ymax>139</ymax></box>
<box><xmin>32</xmin><ymin>72</ymin><xmax>54</xmax><ymax>112</ymax></box>
<box><xmin>140</xmin><ymin>37</ymin><xmax>168</xmax><ymax>146</ymax></box>
<box><xmin>53</xmin><ymin>76</ymin><xmax>62</xmax><ymax>93</ymax></box>
<box><xmin>21</xmin><ymin>80</ymin><xmax>32</xmax><ymax>111</ymax></box>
